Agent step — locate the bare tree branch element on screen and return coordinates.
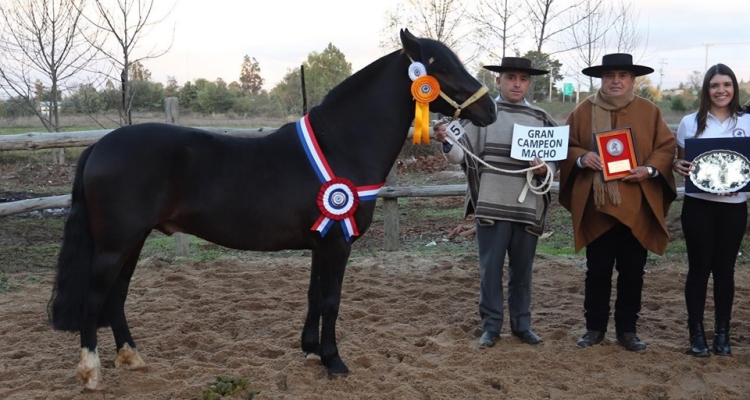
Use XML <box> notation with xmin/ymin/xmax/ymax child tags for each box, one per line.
<box><xmin>379</xmin><ymin>0</ymin><xmax>480</xmax><ymax>64</ymax></box>
<box><xmin>0</xmin><ymin>0</ymin><xmax>96</xmax><ymax>135</ymax></box>
<box><xmin>608</xmin><ymin>0</ymin><xmax>650</xmax><ymax>61</ymax></box>
<box><xmin>79</xmin><ymin>0</ymin><xmax>174</xmax><ymax>126</ymax></box>
<box><xmin>524</xmin><ymin>0</ymin><xmax>601</xmax><ymax>54</ymax></box>
<box><xmin>563</xmin><ymin>0</ymin><xmax>610</xmax><ymax>90</ymax></box>
<box><xmin>470</xmin><ymin>0</ymin><xmax>524</xmax><ymax>62</ymax></box>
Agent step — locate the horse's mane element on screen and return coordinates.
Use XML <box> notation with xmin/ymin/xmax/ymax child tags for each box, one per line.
<box><xmin>319</xmin><ymin>37</ymin><xmax>463</xmax><ymax>107</ymax></box>
<box><xmin>318</xmin><ymin>49</ymin><xmax>402</xmax><ymax>106</ymax></box>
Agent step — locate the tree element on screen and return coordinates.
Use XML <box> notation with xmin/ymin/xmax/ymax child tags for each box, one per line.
<box><xmin>635</xmin><ymin>76</ymin><xmax>659</xmax><ymax>101</ymax></box>
<box><xmin>564</xmin><ymin>0</ymin><xmax>609</xmax><ymax>91</ymax></box>
<box><xmin>472</xmin><ymin>0</ymin><xmax>523</xmax><ymax>61</ymax></box>
<box><xmin>239</xmin><ymin>55</ymin><xmax>264</xmax><ymax>96</ymax></box>
<box><xmin>163</xmin><ymin>76</ymin><xmax>180</xmax><ymax>98</ymax></box>
<box><xmin>687</xmin><ymin>71</ymin><xmax>703</xmax><ymax>91</ymax></box>
<box><xmin>193</xmin><ymin>78</ymin><xmax>234</xmax><ymax>114</ymax></box>
<box><xmin>271</xmin><ymin>43</ymin><xmax>352</xmax><ymax>116</ymax></box>
<box><xmin>670</xmin><ymin>97</ymin><xmax>686</xmax><ymax>112</ymax></box>
<box><xmin>178</xmin><ymin>81</ymin><xmax>198</xmax><ymax>110</ymax></box>
<box><xmin>81</xmin><ymin>0</ymin><xmax>174</xmax><ymax>125</ymax></box>
<box><xmin>608</xmin><ymin>0</ymin><xmax>647</xmax><ymax>55</ymax></box>
<box><xmin>270</xmin><ymin>68</ymin><xmax>304</xmax><ymax>116</ymax></box>
<box><xmin>0</xmin><ymin>0</ymin><xmax>94</xmax><ymax>133</ymax></box>
<box><xmin>523</xmin><ymin>50</ymin><xmax>563</xmax><ymax>102</ymax></box>
<box><xmin>524</xmin><ymin>0</ymin><xmax>599</xmax><ymax>54</ymax></box>
<box><xmin>380</xmin><ymin>0</ymin><xmax>478</xmax><ymax>62</ymax></box>
<box><xmin>67</xmin><ymin>83</ymin><xmax>102</xmax><ymax>114</ymax></box>
<box><xmin>475</xmin><ymin>67</ymin><xmax>501</xmax><ymax>99</ymax></box>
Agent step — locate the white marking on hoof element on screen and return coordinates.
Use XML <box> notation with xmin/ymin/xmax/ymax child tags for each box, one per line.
<box><xmin>77</xmin><ymin>348</ymin><xmax>104</xmax><ymax>391</ymax></box>
<box><xmin>305</xmin><ymin>353</ymin><xmax>322</xmax><ymax>365</ymax></box>
<box><xmin>114</xmin><ymin>343</ymin><xmax>147</xmax><ymax>370</ymax></box>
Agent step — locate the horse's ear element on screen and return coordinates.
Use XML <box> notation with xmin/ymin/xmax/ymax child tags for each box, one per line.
<box><xmin>400</xmin><ymin>29</ymin><xmax>421</xmax><ymax>61</ymax></box>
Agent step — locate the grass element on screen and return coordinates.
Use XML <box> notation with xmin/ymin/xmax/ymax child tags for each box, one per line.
<box><xmin>0</xmin><ymin>272</ymin><xmax>18</xmax><ymax>293</ymax></box>
<box><xmin>139</xmin><ymin>234</ymin><xmax>246</xmax><ymax>265</ymax></box>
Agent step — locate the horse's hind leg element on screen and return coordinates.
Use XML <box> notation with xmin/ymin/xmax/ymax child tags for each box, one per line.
<box><xmin>77</xmin><ymin>238</ymin><xmax>147</xmax><ymax>390</ymax></box>
<box><xmin>109</xmin><ymin>239</ymin><xmax>147</xmax><ymax>371</ymax></box>
<box><xmin>312</xmin><ymin>239</ymin><xmax>351</xmax><ymax>375</ymax></box>
<box><xmin>77</xmin><ymin>250</ymin><xmax>128</xmax><ymax>391</ymax></box>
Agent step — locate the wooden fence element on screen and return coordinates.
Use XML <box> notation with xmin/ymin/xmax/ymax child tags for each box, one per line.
<box><xmin>0</xmin><ymin>101</ymin><xmax>683</xmax><ymax>253</ymax></box>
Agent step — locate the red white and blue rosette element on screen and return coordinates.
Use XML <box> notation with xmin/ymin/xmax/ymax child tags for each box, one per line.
<box><xmin>313</xmin><ymin>177</ymin><xmax>359</xmax><ymax>238</ymax></box>
<box><xmin>296</xmin><ymin>115</ymin><xmax>384</xmax><ymax>241</ymax></box>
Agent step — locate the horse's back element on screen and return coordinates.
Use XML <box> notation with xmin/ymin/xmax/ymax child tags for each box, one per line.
<box><xmin>81</xmin><ymin>122</ymin><xmax>320</xmax><ymax>250</ymax></box>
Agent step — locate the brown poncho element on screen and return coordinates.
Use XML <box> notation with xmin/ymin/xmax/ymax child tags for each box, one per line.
<box><xmin>558</xmin><ymin>94</ymin><xmax>677</xmax><ymax>254</ymax></box>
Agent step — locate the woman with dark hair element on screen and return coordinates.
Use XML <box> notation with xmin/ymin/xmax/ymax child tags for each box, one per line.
<box><xmin>673</xmin><ymin>63</ymin><xmax>750</xmax><ymax>357</ymax></box>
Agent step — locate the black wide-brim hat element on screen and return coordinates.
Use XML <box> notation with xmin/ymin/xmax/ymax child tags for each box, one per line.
<box><xmin>582</xmin><ymin>53</ymin><xmax>654</xmax><ymax>77</ymax></box>
<box><xmin>483</xmin><ymin>57</ymin><xmax>549</xmax><ymax>76</ymax></box>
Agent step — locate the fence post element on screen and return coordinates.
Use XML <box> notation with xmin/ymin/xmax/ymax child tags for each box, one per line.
<box><xmin>165</xmin><ymin>97</ymin><xmax>190</xmax><ymax>257</ymax></box>
<box><xmin>383</xmin><ymin>163</ymin><xmax>399</xmax><ymax>251</ymax></box>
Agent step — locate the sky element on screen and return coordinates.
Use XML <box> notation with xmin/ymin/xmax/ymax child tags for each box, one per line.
<box><xmin>141</xmin><ymin>0</ymin><xmax>750</xmax><ymax>93</ymax></box>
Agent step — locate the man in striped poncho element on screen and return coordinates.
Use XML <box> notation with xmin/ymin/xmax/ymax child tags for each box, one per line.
<box><xmin>435</xmin><ymin>57</ymin><xmax>558</xmax><ymax>348</ymax></box>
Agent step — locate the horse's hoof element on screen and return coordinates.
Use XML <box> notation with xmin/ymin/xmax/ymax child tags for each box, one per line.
<box><xmin>327</xmin><ymin>369</ymin><xmax>349</xmax><ymax>379</ymax></box>
<box><xmin>82</xmin><ymin>381</ymin><xmax>106</xmax><ymax>392</ymax></box>
<box><xmin>305</xmin><ymin>353</ymin><xmax>322</xmax><ymax>366</ymax></box>
<box><xmin>114</xmin><ymin>343</ymin><xmax>147</xmax><ymax>371</ymax></box>
<box><xmin>77</xmin><ymin>348</ymin><xmax>104</xmax><ymax>391</ymax></box>
<box><xmin>324</xmin><ymin>358</ymin><xmax>349</xmax><ymax>376</ymax></box>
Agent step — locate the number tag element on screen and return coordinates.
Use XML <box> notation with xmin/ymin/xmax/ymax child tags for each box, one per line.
<box><xmin>445</xmin><ymin>120</ymin><xmax>466</xmax><ymax>144</ymax></box>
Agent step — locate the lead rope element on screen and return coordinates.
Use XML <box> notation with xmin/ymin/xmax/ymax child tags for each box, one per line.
<box><xmin>441</xmin><ymin>119</ymin><xmax>554</xmax><ymax>202</ymax></box>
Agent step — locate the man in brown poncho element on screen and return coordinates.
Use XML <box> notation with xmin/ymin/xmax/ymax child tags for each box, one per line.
<box><xmin>559</xmin><ymin>54</ymin><xmax>677</xmax><ymax>352</ymax></box>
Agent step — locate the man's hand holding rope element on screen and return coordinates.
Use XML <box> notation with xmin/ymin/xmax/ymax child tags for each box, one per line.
<box><xmin>433</xmin><ymin>121</ymin><xmax>555</xmax><ymax>198</ymax></box>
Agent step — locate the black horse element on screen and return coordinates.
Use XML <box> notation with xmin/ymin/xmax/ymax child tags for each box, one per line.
<box><xmin>50</xmin><ymin>29</ymin><xmax>497</xmax><ymax>391</ymax></box>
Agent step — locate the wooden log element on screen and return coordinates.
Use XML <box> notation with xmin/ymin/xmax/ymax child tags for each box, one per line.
<box><xmin>0</xmin><ymin>129</ymin><xmax>114</xmax><ymax>150</ymax></box>
<box><xmin>0</xmin><ymin>195</ymin><xmax>71</xmax><ymax>217</ymax></box>
<box><xmin>380</xmin><ymin>184</ymin><xmax>468</xmax><ymax>198</ymax></box>
<box><xmin>0</xmin><ymin>124</ymin><xmax>679</xmax><ymax>152</ymax></box>
<box><xmin>0</xmin><ymin>127</ymin><xmax>281</xmax><ymax>151</ymax></box>
<box><xmin>0</xmin><ymin>182</ymin><xmax>686</xmax><ymax>219</ymax></box>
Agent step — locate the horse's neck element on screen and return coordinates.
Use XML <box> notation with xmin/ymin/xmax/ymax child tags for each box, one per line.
<box><xmin>309</xmin><ymin>53</ymin><xmax>414</xmax><ymax>184</ymax></box>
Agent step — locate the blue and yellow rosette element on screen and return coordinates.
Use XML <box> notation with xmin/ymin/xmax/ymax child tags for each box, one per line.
<box><xmin>411</xmin><ymin>75</ymin><xmax>440</xmax><ymax>144</ymax></box>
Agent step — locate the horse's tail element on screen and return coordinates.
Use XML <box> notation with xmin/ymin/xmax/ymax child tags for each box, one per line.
<box><xmin>48</xmin><ymin>144</ymin><xmax>96</xmax><ymax>331</ymax></box>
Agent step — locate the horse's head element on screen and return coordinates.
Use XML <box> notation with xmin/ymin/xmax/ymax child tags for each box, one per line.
<box><xmin>400</xmin><ymin>29</ymin><xmax>497</xmax><ymax>127</ymax></box>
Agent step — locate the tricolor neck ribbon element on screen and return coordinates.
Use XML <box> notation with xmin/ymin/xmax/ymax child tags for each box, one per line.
<box><xmin>296</xmin><ymin>115</ymin><xmax>384</xmax><ymax>242</ymax></box>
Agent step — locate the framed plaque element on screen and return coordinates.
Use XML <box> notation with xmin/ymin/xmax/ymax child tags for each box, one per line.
<box><xmin>593</xmin><ymin>127</ymin><xmax>638</xmax><ymax>181</ymax></box>
<box><xmin>685</xmin><ymin>137</ymin><xmax>750</xmax><ymax>193</ymax></box>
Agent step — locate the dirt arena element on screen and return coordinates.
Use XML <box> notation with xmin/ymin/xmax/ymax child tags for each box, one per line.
<box><xmin>1</xmin><ymin>247</ymin><xmax>750</xmax><ymax>399</ymax></box>
<box><xmin>2</xmin><ymin>154</ymin><xmax>750</xmax><ymax>399</ymax></box>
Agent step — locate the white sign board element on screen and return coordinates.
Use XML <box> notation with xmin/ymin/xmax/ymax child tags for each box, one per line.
<box><xmin>444</xmin><ymin>120</ymin><xmax>466</xmax><ymax>144</ymax></box>
<box><xmin>510</xmin><ymin>124</ymin><xmax>570</xmax><ymax>161</ymax></box>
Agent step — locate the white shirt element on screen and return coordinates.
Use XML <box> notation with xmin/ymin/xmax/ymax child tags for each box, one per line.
<box><xmin>676</xmin><ymin>111</ymin><xmax>750</xmax><ymax>203</ymax></box>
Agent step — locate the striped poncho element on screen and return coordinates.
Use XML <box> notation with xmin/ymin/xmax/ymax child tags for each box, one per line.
<box><xmin>444</xmin><ymin>100</ymin><xmax>558</xmax><ymax>236</ymax></box>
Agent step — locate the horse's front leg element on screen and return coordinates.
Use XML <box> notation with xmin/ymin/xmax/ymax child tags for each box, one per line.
<box><xmin>301</xmin><ymin>261</ymin><xmax>321</xmax><ymax>359</ymax></box>
<box><xmin>312</xmin><ymin>239</ymin><xmax>351</xmax><ymax>375</ymax></box>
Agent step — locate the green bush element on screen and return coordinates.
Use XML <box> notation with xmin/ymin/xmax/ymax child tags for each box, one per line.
<box><xmin>670</xmin><ymin>97</ymin><xmax>687</xmax><ymax>112</ymax></box>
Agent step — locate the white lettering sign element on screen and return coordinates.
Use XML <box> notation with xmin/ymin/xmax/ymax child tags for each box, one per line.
<box><xmin>510</xmin><ymin>124</ymin><xmax>570</xmax><ymax>161</ymax></box>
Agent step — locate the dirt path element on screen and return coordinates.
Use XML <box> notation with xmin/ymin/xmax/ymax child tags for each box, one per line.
<box><xmin>2</xmin><ymin>251</ymin><xmax>749</xmax><ymax>399</ymax></box>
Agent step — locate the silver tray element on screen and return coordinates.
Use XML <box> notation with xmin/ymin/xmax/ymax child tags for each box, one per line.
<box><xmin>689</xmin><ymin>150</ymin><xmax>750</xmax><ymax>194</ymax></box>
